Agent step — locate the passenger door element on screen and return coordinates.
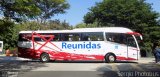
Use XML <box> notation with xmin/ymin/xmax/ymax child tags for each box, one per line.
<box><xmin>127</xmin><ymin>35</ymin><xmax>138</xmax><ymax>60</ymax></box>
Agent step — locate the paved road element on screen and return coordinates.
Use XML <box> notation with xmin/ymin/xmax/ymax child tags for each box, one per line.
<box><xmin>0</xmin><ymin>57</ymin><xmax>160</xmax><ymax>77</ymax></box>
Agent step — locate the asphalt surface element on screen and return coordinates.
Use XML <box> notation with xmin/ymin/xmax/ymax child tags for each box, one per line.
<box><xmin>0</xmin><ymin>56</ymin><xmax>160</xmax><ymax>77</ymax></box>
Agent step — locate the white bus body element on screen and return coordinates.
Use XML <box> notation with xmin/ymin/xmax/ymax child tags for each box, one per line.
<box><xmin>17</xmin><ymin>27</ymin><xmax>142</xmax><ymax>62</ymax></box>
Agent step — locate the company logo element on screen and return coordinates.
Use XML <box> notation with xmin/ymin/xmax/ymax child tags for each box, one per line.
<box><xmin>62</xmin><ymin>42</ymin><xmax>101</xmax><ymax>49</ymax></box>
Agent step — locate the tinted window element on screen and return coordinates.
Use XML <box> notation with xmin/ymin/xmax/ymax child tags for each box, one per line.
<box><xmin>19</xmin><ymin>32</ymin><xmax>104</xmax><ymax>42</ymax></box>
<box><xmin>19</xmin><ymin>33</ymin><xmax>59</xmax><ymax>41</ymax></box>
<box><xmin>36</xmin><ymin>33</ymin><xmax>59</xmax><ymax>41</ymax></box>
<box><xmin>53</xmin><ymin>33</ymin><xmax>61</xmax><ymax>41</ymax></box>
<box><xmin>81</xmin><ymin>32</ymin><xmax>104</xmax><ymax>41</ymax></box>
<box><xmin>18</xmin><ymin>34</ymin><xmax>32</xmax><ymax>41</ymax></box>
<box><xmin>34</xmin><ymin>37</ymin><xmax>42</xmax><ymax>41</ymax></box>
<box><xmin>106</xmin><ymin>33</ymin><xmax>127</xmax><ymax>44</ymax></box>
<box><xmin>61</xmin><ymin>33</ymin><xmax>81</xmax><ymax>41</ymax></box>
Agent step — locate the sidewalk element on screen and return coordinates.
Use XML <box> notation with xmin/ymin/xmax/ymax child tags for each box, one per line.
<box><xmin>137</xmin><ymin>57</ymin><xmax>155</xmax><ymax>63</ymax></box>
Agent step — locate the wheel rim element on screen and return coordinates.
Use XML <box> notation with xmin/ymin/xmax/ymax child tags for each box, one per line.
<box><xmin>109</xmin><ymin>55</ymin><xmax>115</xmax><ymax>62</ymax></box>
<box><xmin>42</xmin><ymin>55</ymin><xmax>48</xmax><ymax>61</ymax></box>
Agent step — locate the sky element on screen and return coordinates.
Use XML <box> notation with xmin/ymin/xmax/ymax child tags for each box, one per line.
<box><xmin>53</xmin><ymin>0</ymin><xmax>160</xmax><ymax>26</ymax></box>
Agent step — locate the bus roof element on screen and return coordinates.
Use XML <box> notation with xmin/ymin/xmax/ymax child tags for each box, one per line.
<box><xmin>19</xmin><ymin>27</ymin><xmax>133</xmax><ymax>34</ymax></box>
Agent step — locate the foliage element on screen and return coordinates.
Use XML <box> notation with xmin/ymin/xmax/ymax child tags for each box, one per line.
<box><xmin>33</xmin><ymin>0</ymin><xmax>70</xmax><ymax>23</ymax></box>
<box><xmin>84</xmin><ymin>0</ymin><xmax>159</xmax><ymax>29</ymax></box>
<box><xmin>0</xmin><ymin>0</ymin><xmax>70</xmax><ymax>49</ymax></box>
<box><xmin>17</xmin><ymin>20</ymin><xmax>71</xmax><ymax>30</ymax></box>
<box><xmin>84</xmin><ymin>0</ymin><xmax>160</xmax><ymax>55</ymax></box>
<box><xmin>75</xmin><ymin>22</ymin><xmax>99</xmax><ymax>28</ymax></box>
<box><xmin>0</xmin><ymin>20</ymin><xmax>16</xmax><ymax>49</ymax></box>
<box><xmin>0</xmin><ymin>0</ymin><xmax>69</xmax><ymax>22</ymax></box>
<box><xmin>0</xmin><ymin>19</ymin><xmax>71</xmax><ymax>49</ymax></box>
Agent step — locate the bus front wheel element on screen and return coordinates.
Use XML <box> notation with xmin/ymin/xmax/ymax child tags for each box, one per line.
<box><xmin>40</xmin><ymin>53</ymin><xmax>50</xmax><ymax>62</ymax></box>
<box><xmin>105</xmin><ymin>53</ymin><xmax>116</xmax><ymax>63</ymax></box>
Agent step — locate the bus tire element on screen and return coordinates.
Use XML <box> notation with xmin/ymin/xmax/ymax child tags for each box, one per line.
<box><xmin>40</xmin><ymin>53</ymin><xmax>50</xmax><ymax>62</ymax></box>
<box><xmin>105</xmin><ymin>53</ymin><xmax>116</xmax><ymax>63</ymax></box>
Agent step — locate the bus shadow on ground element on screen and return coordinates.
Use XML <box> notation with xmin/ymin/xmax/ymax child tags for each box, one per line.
<box><xmin>115</xmin><ymin>60</ymin><xmax>138</xmax><ymax>63</ymax></box>
<box><xmin>0</xmin><ymin>56</ymin><xmax>138</xmax><ymax>64</ymax></box>
<box><xmin>46</xmin><ymin>60</ymin><xmax>138</xmax><ymax>63</ymax></box>
<box><xmin>0</xmin><ymin>57</ymin><xmax>47</xmax><ymax>72</ymax></box>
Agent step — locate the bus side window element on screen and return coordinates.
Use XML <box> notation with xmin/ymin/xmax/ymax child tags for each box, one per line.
<box><xmin>68</xmin><ymin>33</ymin><xmax>81</xmax><ymax>41</ymax></box>
<box><xmin>19</xmin><ymin>34</ymin><xmax>32</xmax><ymax>41</ymax></box>
<box><xmin>81</xmin><ymin>33</ymin><xmax>89</xmax><ymax>41</ymax></box>
<box><xmin>106</xmin><ymin>33</ymin><xmax>127</xmax><ymax>44</ymax></box>
<box><xmin>69</xmin><ymin>34</ymin><xmax>73</xmax><ymax>41</ymax></box>
<box><xmin>89</xmin><ymin>35</ymin><xmax>97</xmax><ymax>41</ymax></box>
<box><xmin>82</xmin><ymin>36</ymin><xmax>89</xmax><ymax>41</ymax></box>
<box><xmin>72</xmin><ymin>34</ymin><xmax>81</xmax><ymax>41</ymax></box>
<box><xmin>106</xmin><ymin>33</ymin><xmax>115</xmax><ymax>42</ymax></box>
<box><xmin>60</xmin><ymin>33</ymin><xmax>70</xmax><ymax>41</ymax></box>
<box><xmin>82</xmin><ymin>32</ymin><xmax>104</xmax><ymax>41</ymax></box>
<box><xmin>34</xmin><ymin>37</ymin><xmax>43</xmax><ymax>41</ymax></box>
<box><xmin>52</xmin><ymin>34</ymin><xmax>60</xmax><ymax>41</ymax></box>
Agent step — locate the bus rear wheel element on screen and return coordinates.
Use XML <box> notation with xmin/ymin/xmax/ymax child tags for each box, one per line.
<box><xmin>105</xmin><ymin>53</ymin><xmax>116</xmax><ymax>63</ymax></box>
<box><xmin>40</xmin><ymin>53</ymin><xmax>50</xmax><ymax>62</ymax></box>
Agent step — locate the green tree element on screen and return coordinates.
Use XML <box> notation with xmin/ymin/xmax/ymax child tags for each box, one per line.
<box><xmin>18</xmin><ymin>20</ymin><xmax>71</xmax><ymax>30</ymax></box>
<box><xmin>0</xmin><ymin>0</ymin><xmax>70</xmax><ymax>50</ymax></box>
<box><xmin>84</xmin><ymin>0</ymin><xmax>160</xmax><ymax>57</ymax></box>
<box><xmin>0</xmin><ymin>0</ymin><xmax>69</xmax><ymax>22</ymax></box>
<box><xmin>0</xmin><ymin>19</ymin><xmax>71</xmax><ymax>50</ymax></box>
<box><xmin>0</xmin><ymin>20</ymin><xmax>16</xmax><ymax>49</ymax></box>
<box><xmin>75</xmin><ymin>22</ymin><xmax>99</xmax><ymax>28</ymax></box>
<box><xmin>75</xmin><ymin>23</ymin><xmax>87</xmax><ymax>28</ymax></box>
<box><xmin>33</xmin><ymin>0</ymin><xmax>70</xmax><ymax>23</ymax></box>
<box><xmin>0</xmin><ymin>0</ymin><xmax>41</xmax><ymax>22</ymax></box>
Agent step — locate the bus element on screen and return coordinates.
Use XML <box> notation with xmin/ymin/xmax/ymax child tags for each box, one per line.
<box><xmin>17</xmin><ymin>27</ymin><xmax>142</xmax><ymax>62</ymax></box>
